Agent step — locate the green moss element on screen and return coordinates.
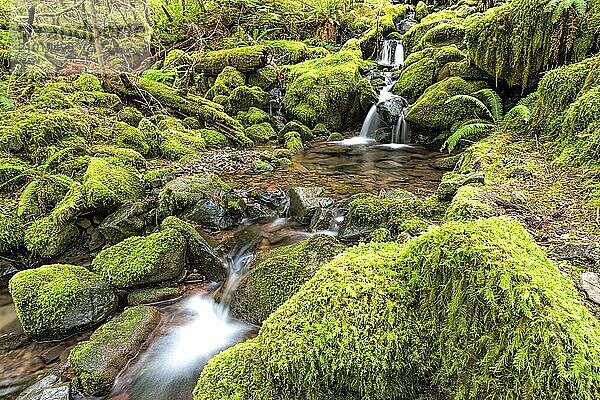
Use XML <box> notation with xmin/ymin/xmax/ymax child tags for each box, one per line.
<box><xmin>392</xmin><ymin>46</ymin><xmax>465</xmax><ymax>101</ymax></box>
<box><xmin>231</xmin><ymin>234</ymin><xmax>345</xmax><ymax>325</ymax></box>
<box><xmin>248</xmin><ymin>65</ymin><xmax>279</xmax><ymax>89</ymax></box>
<box><xmin>194</xmin><ymin>46</ymin><xmax>269</xmax><ymax>75</ymax></box>
<box><xmin>92</xmin><ymin>146</ymin><xmax>147</xmax><ymax>170</ymax></box>
<box><xmin>74</xmin><ymin>73</ymin><xmax>103</xmax><ymax>92</ymax></box>
<box><xmin>113</xmin><ymin>121</ymin><xmax>155</xmax><ymax>156</ymax></box>
<box><xmin>200</xmin><ymin>128</ymin><xmax>231</xmax><ymax>148</ymax></box>
<box><xmin>237</xmin><ymin>107</ymin><xmax>270</xmax><ymax>127</ymax></box>
<box><xmin>156</xmin><ymin>117</ymin><xmax>206</xmax><ymax>161</ymax></box>
<box><xmin>264</xmin><ymin>40</ymin><xmax>329</xmax><ymax>65</ymax></box>
<box><xmin>246</xmin><ymin>122</ymin><xmax>275</xmax><ymax>143</ymax></box>
<box><xmin>69</xmin><ymin>305</ymin><xmax>161</xmax><ymax>396</ymax></box>
<box><xmin>83</xmin><ymin>157</ymin><xmax>144</xmax><ymax>210</ymax></box>
<box><xmin>0</xmin><ymin>201</ymin><xmax>24</xmax><ymax>253</ymax></box>
<box><xmin>284</xmin><ymin>131</ymin><xmax>303</xmax><ymax>153</ymax></box>
<box><xmin>117</xmin><ymin>107</ymin><xmax>144</xmax><ymax>127</ymax></box>
<box><xmin>403</xmin><ymin>10</ymin><xmax>465</xmax><ymax>55</ymax></box>
<box><xmin>225</xmin><ymin>85</ymin><xmax>268</xmax><ymax>114</ymax></box>
<box><xmin>141</xmin><ymin>68</ymin><xmax>179</xmax><ymax>85</ymax></box>
<box><xmin>9</xmin><ymin>264</ymin><xmax>117</xmax><ymax>340</ymax></box>
<box><xmin>50</xmin><ymin>182</ymin><xmax>87</xmax><ymax>225</ymax></box>
<box><xmin>206</xmin><ymin>67</ymin><xmax>246</xmax><ymax>99</ymax></box>
<box><xmin>283</xmin><ymin>44</ymin><xmax>375</xmax><ymax>130</ymax></box>
<box><xmin>158</xmin><ymin>173</ymin><xmax>232</xmax><ymax>215</ymax></box>
<box><xmin>72</xmin><ymin>91</ymin><xmax>123</xmax><ymax>112</ymax></box>
<box><xmin>91</xmin><ymin>228</ymin><xmax>186</xmax><ymax>289</ymax></box>
<box><xmin>195</xmin><ymin>218</ymin><xmax>600</xmax><ymax>400</ymax></box>
<box><xmin>278</xmin><ymin>120</ymin><xmax>313</xmax><ymax>143</ymax></box>
<box><xmin>405</xmin><ymin>77</ymin><xmax>487</xmax><ymax>134</ymax></box>
<box><xmin>444</xmin><ymin>185</ymin><xmax>495</xmax><ymax>221</ymax></box>
<box><xmin>344</xmin><ymin>192</ymin><xmax>422</xmax><ymax>229</ymax></box>
<box><xmin>24</xmin><ymin>216</ymin><xmax>79</xmax><ymax>259</ymax></box>
<box><xmin>415</xmin><ymin>1</ymin><xmax>429</xmax><ymax>21</ymax></box>
<box><xmin>328</xmin><ymin>132</ymin><xmax>344</xmax><ymax>141</ymax></box>
<box><xmin>164</xmin><ymin>49</ymin><xmax>192</xmax><ymax>69</ymax></box>
<box><xmin>32</xmin><ymin>89</ymin><xmax>74</xmax><ymax>110</ymax></box>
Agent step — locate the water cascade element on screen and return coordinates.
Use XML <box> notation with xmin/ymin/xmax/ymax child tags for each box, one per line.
<box><xmin>378</xmin><ymin>40</ymin><xmax>405</xmax><ymax>68</ymax></box>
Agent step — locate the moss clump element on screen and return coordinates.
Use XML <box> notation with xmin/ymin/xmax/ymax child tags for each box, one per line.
<box><xmin>91</xmin><ymin>228</ymin><xmax>186</xmax><ymax>289</ymax></box>
<box><xmin>83</xmin><ymin>157</ymin><xmax>144</xmax><ymax>210</ymax></box>
<box><xmin>92</xmin><ymin>146</ymin><xmax>147</xmax><ymax>170</ymax></box>
<box><xmin>231</xmin><ymin>234</ymin><xmax>345</xmax><ymax>325</ymax></box>
<box><xmin>206</xmin><ymin>67</ymin><xmax>246</xmax><ymax>100</ymax></box>
<box><xmin>24</xmin><ymin>216</ymin><xmax>79</xmax><ymax>259</ymax></box>
<box><xmin>237</xmin><ymin>107</ymin><xmax>270</xmax><ymax>127</ymax></box>
<box><xmin>415</xmin><ymin>1</ymin><xmax>428</xmax><ymax>21</ymax></box>
<box><xmin>9</xmin><ymin>264</ymin><xmax>118</xmax><ymax>340</ymax></box>
<box><xmin>200</xmin><ymin>128</ymin><xmax>231</xmax><ymax>148</ymax></box>
<box><xmin>444</xmin><ymin>185</ymin><xmax>495</xmax><ymax>221</ymax></box>
<box><xmin>405</xmin><ymin>77</ymin><xmax>487</xmax><ymax>134</ymax></box>
<box><xmin>158</xmin><ymin>174</ymin><xmax>232</xmax><ymax>214</ymax></box>
<box><xmin>392</xmin><ymin>46</ymin><xmax>465</xmax><ymax>101</ymax></box>
<box><xmin>264</xmin><ymin>40</ymin><xmax>329</xmax><ymax>65</ymax></box>
<box><xmin>156</xmin><ymin>117</ymin><xmax>206</xmax><ymax>161</ymax></box>
<box><xmin>194</xmin><ymin>46</ymin><xmax>269</xmax><ymax>75</ymax></box>
<box><xmin>194</xmin><ymin>218</ymin><xmax>600</xmax><ymax>400</ymax></box>
<box><xmin>113</xmin><ymin>122</ymin><xmax>154</xmax><ymax>156</ymax></box>
<box><xmin>465</xmin><ymin>0</ymin><xmax>600</xmax><ymax>87</ymax></box>
<box><xmin>245</xmin><ymin>122</ymin><xmax>275</xmax><ymax>143</ymax></box>
<box><xmin>328</xmin><ymin>132</ymin><xmax>344</xmax><ymax>141</ymax></box>
<box><xmin>50</xmin><ymin>182</ymin><xmax>87</xmax><ymax>225</ymax></box>
<box><xmin>117</xmin><ymin>107</ymin><xmax>144</xmax><ymax>127</ymax></box>
<box><xmin>0</xmin><ymin>201</ymin><xmax>24</xmax><ymax>254</ymax></box>
<box><xmin>218</xmin><ymin>85</ymin><xmax>268</xmax><ymax>115</ymax></box>
<box><xmin>284</xmin><ymin>131</ymin><xmax>303</xmax><ymax>153</ymax></box>
<box><xmin>72</xmin><ymin>91</ymin><xmax>123</xmax><ymax>112</ymax></box>
<box><xmin>248</xmin><ymin>65</ymin><xmax>279</xmax><ymax>89</ymax></box>
<box><xmin>402</xmin><ymin>10</ymin><xmax>466</xmax><ymax>55</ymax></box>
<box><xmin>69</xmin><ymin>306</ymin><xmax>161</xmax><ymax>396</ymax></box>
<box><xmin>74</xmin><ymin>73</ymin><xmax>103</xmax><ymax>92</ymax></box>
<box><xmin>283</xmin><ymin>43</ymin><xmax>374</xmax><ymax>130</ymax></box>
<box><xmin>436</xmin><ymin>171</ymin><xmax>485</xmax><ymax>201</ymax></box>
<box><xmin>278</xmin><ymin>120</ymin><xmax>313</xmax><ymax>143</ymax></box>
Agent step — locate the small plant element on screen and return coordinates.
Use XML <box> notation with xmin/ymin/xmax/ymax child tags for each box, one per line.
<box><xmin>0</xmin><ymin>148</ymin><xmax>75</xmax><ymax>217</ymax></box>
<box><xmin>442</xmin><ymin>89</ymin><xmax>532</xmax><ymax>152</ymax></box>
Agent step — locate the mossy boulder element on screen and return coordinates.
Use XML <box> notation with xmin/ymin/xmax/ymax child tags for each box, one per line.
<box><xmin>278</xmin><ymin>120</ymin><xmax>313</xmax><ymax>143</ymax></box>
<box><xmin>194</xmin><ymin>217</ymin><xmax>600</xmax><ymax>399</ymax></box>
<box><xmin>74</xmin><ymin>73</ymin><xmax>103</xmax><ymax>92</ymax></box>
<box><xmin>83</xmin><ymin>157</ymin><xmax>144</xmax><ymax>211</ymax></box>
<box><xmin>161</xmin><ymin>216</ymin><xmax>226</xmax><ymax>281</ymax></box>
<box><xmin>283</xmin><ymin>43</ymin><xmax>375</xmax><ymax>130</ymax></box>
<box><xmin>91</xmin><ymin>229</ymin><xmax>186</xmax><ymax>289</ymax></box>
<box><xmin>245</xmin><ymin>122</ymin><xmax>275</xmax><ymax>143</ymax></box>
<box><xmin>69</xmin><ymin>306</ymin><xmax>161</xmax><ymax>396</ymax></box>
<box><xmin>436</xmin><ymin>171</ymin><xmax>485</xmax><ymax>201</ymax></box>
<box><xmin>9</xmin><ymin>264</ymin><xmax>118</xmax><ymax>341</ymax></box>
<box><xmin>98</xmin><ymin>200</ymin><xmax>155</xmax><ymax>244</ymax></box>
<box><xmin>339</xmin><ymin>191</ymin><xmax>421</xmax><ymax>241</ymax></box>
<box><xmin>0</xmin><ymin>205</ymin><xmax>24</xmax><ymax>254</ymax></box>
<box><xmin>155</xmin><ymin>117</ymin><xmax>206</xmax><ymax>161</ymax></box>
<box><xmin>127</xmin><ymin>286</ymin><xmax>186</xmax><ymax>306</ymax></box>
<box><xmin>405</xmin><ymin>77</ymin><xmax>487</xmax><ymax>135</ymax></box>
<box><xmin>194</xmin><ymin>46</ymin><xmax>269</xmax><ymax>75</ymax></box>
<box><xmin>444</xmin><ymin>185</ymin><xmax>495</xmax><ymax>221</ymax></box>
<box><xmin>392</xmin><ymin>46</ymin><xmax>465</xmax><ymax>101</ymax></box>
<box><xmin>231</xmin><ymin>234</ymin><xmax>345</xmax><ymax>325</ymax></box>
<box><xmin>24</xmin><ymin>217</ymin><xmax>80</xmax><ymax>259</ymax></box>
<box><xmin>237</xmin><ymin>107</ymin><xmax>270</xmax><ymax>127</ymax></box>
<box><xmin>158</xmin><ymin>174</ymin><xmax>244</xmax><ymax>230</ymax></box>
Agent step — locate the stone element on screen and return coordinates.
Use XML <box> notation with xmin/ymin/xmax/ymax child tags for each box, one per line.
<box><xmin>289</xmin><ymin>187</ymin><xmax>334</xmax><ymax>225</ymax></box>
<box><xmin>309</xmin><ymin>208</ymin><xmax>335</xmax><ymax>232</ymax></box>
<box><xmin>91</xmin><ymin>229</ymin><xmax>186</xmax><ymax>289</ymax></box>
<box><xmin>0</xmin><ymin>259</ymin><xmax>18</xmax><ymax>287</ymax></box>
<box><xmin>184</xmin><ymin>199</ymin><xmax>240</xmax><ymax>230</ymax></box>
<box><xmin>508</xmin><ymin>168</ymin><xmax>533</xmax><ymax>180</ymax></box>
<box><xmin>99</xmin><ymin>199</ymin><xmax>155</xmax><ymax>244</ymax></box>
<box><xmin>9</xmin><ymin>264</ymin><xmax>119</xmax><ymax>341</ymax></box>
<box><xmin>436</xmin><ymin>172</ymin><xmax>485</xmax><ymax>201</ymax></box>
<box><xmin>376</xmin><ymin>96</ymin><xmax>409</xmax><ymax>125</ymax></box>
<box><xmin>581</xmin><ymin>272</ymin><xmax>600</xmax><ymax>305</ymax></box>
<box><xmin>554</xmin><ymin>242</ymin><xmax>600</xmax><ymax>263</ymax></box>
<box><xmin>15</xmin><ymin>372</ymin><xmax>68</xmax><ymax>400</ymax></box>
<box><xmin>69</xmin><ymin>306</ymin><xmax>161</xmax><ymax>396</ymax></box>
<box><xmin>127</xmin><ymin>287</ymin><xmax>186</xmax><ymax>306</ymax></box>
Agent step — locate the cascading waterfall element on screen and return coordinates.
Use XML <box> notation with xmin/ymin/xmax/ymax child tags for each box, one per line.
<box><xmin>378</xmin><ymin>40</ymin><xmax>405</xmax><ymax>68</ymax></box>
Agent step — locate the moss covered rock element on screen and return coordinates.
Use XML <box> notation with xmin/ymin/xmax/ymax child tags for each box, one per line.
<box><xmin>194</xmin><ymin>217</ymin><xmax>600</xmax><ymax>399</ymax></box>
<box><xmin>283</xmin><ymin>42</ymin><xmax>374</xmax><ymax>130</ymax></box>
<box><xmin>69</xmin><ymin>306</ymin><xmax>161</xmax><ymax>396</ymax></box>
<box><xmin>445</xmin><ymin>185</ymin><xmax>495</xmax><ymax>221</ymax></box>
<box><xmin>161</xmin><ymin>216</ymin><xmax>226</xmax><ymax>281</ymax></box>
<box><xmin>24</xmin><ymin>216</ymin><xmax>80</xmax><ymax>259</ymax></box>
<box><xmin>231</xmin><ymin>234</ymin><xmax>345</xmax><ymax>325</ymax></box>
<box><xmin>91</xmin><ymin>228</ymin><xmax>186</xmax><ymax>289</ymax></box>
<box><xmin>9</xmin><ymin>264</ymin><xmax>118</xmax><ymax>341</ymax></box>
<box><xmin>405</xmin><ymin>77</ymin><xmax>487</xmax><ymax>134</ymax></box>
<box><xmin>0</xmin><ymin>204</ymin><xmax>24</xmax><ymax>254</ymax></box>
<box><xmin>245</xmin><ymin>122</ymin><xmax>275</xmax><ymax>143</ymax></box>
<box><xmin>194</xmin><ymin>46</ymin><xmax>269</xmax><ymax>75</ymax></box>
<box><xmin>83</xmin><ymin>157</ymin><xmax>144</xmax><ymax>211</ymax></box>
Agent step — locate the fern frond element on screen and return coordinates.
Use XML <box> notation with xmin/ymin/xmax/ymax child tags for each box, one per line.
<box><xmin>17</xmin><ymin>180</ymin><xmax>39</xmax><ymax>217</ymax></box>
<box><xmin>40</xmin><ymin>148</ymin><xmax>74</xmax><ymax>171</ymax></box>
<box><xmin>473</xmin><ymin>89</ymin><xmax>504</xmax><ymax>121</ymax></box>
<box><xmin>442</xmin><ymin>123</ymin><xmax>494</xmax><ymax>153</ymax></box>
<box><xmin>572</xmin><ymin>0</ymin><xmax>587</xmax><ymax>16</ymax></box>
<box><xmin>49</xmin><ymin>173</ymin><xmax>76</xmax><ymax>188</ymax></box>
<box><xmin>444</xmin><ymin>95</ymin><xmax>494</xmax><ymax>121</ymax></box>
<box><xmin>504</xmin><ymin>105</ymin><xmax>532</xmax><ymax>123</ymax></box>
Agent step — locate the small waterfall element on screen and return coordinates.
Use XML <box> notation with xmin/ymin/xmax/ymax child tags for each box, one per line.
<box><xmin>391</xmin><ymin>115</ymin><xmax>411</xmax><ymax>145</ymax></box>
<box><xmin>378</xmin><ymin>40</ymin><xmax>404</xmax><ymax>68</ymax></box>
<box><xmin>360</xmin><ymin>105</ymin><xmax>381</xmax><ymax>138</ymax></box>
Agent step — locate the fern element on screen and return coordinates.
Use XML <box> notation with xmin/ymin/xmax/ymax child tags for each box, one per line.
<box><xmin>442</xmin><ymin>122</ymin><xmax>494</xmax><ymax>153</ymax></box>
<box><xmin>473</xmin><ymin>89</ymin><xmax>504</xmax><ymax>122</ymax></box>
<box><xmin>17</xmin><ymin>180</ymin><xmax>39</xmax><ymax>217</ymax></box>
<box><xmin>445</xmin><ymin>95</ymin><xmax>495</xmax><ymax>121</ymax></box>
<box><xmin>544</xmin><ymin>0</ymin><xmax>587</xmax><ymax>24</ymax></box>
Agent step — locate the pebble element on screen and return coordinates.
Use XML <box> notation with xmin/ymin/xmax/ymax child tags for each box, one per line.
<box><xmin>581</xmin><ymin>272</ymin><xmax>600</xmax><ymax>305</ymax></box>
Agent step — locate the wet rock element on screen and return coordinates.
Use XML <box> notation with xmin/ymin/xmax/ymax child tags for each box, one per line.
<box><xmin>0</xmin><ymin>259</ymin><xmax>18</xmax><ymax>287</ymax></box>
<box><xmin>432</xmin><ymin>155</ymin><xmax>459</xmax><ymax>171</ymax></box>
<box><xmin>161</xmin><ymin>217</ymin><xmax>226</xmax><ymax>281</ymax></box>
<box><xmin>554</xmin><ymin>242</ymin><xmax>600</xmax><ymax>263</ymax></box>
<box><xmin>159</xmin><ymin>174</ymin><xmax>245</xmax><ymax>230</ymax></box>
<box><xmin>246</xmin><ymin>203</ymin><xmax>277</xmax><ymax>220</ymax></box>
<box><xmin>9</xmin><ymin>264</ymin><xmax>118</xmax><ymax>341</ymax></box>
<box><xmin>13</xmin><ymin>372</ymin><xmax>67</xmax><ymax>400</ymax></box>
<box><xmin>91</xmin><ymin>229</ymin><xmax>186</xmax><ymax>289</ymax></box>
<box><xmin>289</xmin><ymin>187</ymin><xmax>333</xmax><ymax>225</ymax></box>
<box><xmin>581</xmin><ymin>272</ymin><xmax>600</xmax><ymax>305</ymax></box>
<box><xmin>372</xmin><ymin>127</ymin><xmax>392</xmax><ymax>143</ymax></box>
<box><xmin>231</xmin><ymin>235</ymin><xmax>345</xmax><ymax>325</ymax></box>
<box><xmin>511</xmin><ymin>191</ymin><xmax>527</xmax><ymax>205</ymax></box>
<box><xmin>69</xmin><ymin>306</ymin><xmax>161</xmax><ymax>396</ymax></box>
<box><xmin>127</xmin><ymin>286</ymin><xmax>186</xmax><ymax>306</ymax></box>
<box><xmin>0</xmin><ymin>333</ymin><xmax>29</xmax><ymax>351</ymax></box>
<box><xmin>377</xmin><ymin>96</ymin><xmax>409</xmax><ymax>125</ymax></box>
<box><xmin>99</xmin><ymin>199</ymin><xmax>156</xmax><ymax>244</ymax></box>
<box><xmin>0</xmin><ymin>374</ymin><xmax>37</xmax><ymax>400</ymax></box>
<box><xmin>309</xmin><ymin>208</ymin><xmax>335</xmax><ymax>232</ymax></box>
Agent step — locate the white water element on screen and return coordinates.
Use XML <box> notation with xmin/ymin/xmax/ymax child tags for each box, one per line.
<box><xmin>378</xmin><ymin>40</ymin><xmax>405</xmax><ymax>68</ymax></box>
